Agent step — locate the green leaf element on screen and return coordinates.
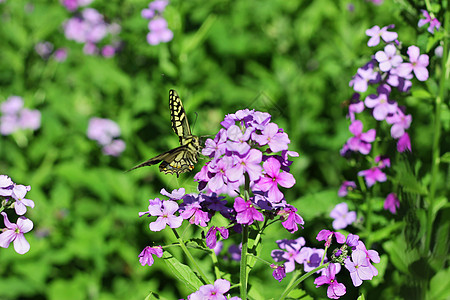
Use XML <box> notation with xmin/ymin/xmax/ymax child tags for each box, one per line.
<box><xmin>427</xmin><ymin>268</ymin><xmax>450</xmax><ymax>300</ymax></box>
<box><xmin>357</xmin><ymin>293</ymin><xmax>366</xmax><ymax>300</ymax></box>
<box><xmin>162</xmin><ymin>251</ymin><xmax>203</xmax><ymax>292</ymax></box>
<box><xmin>441</xmin><ymin>152</ymin><xmax>450</xmax><ymax>163</ymax></box>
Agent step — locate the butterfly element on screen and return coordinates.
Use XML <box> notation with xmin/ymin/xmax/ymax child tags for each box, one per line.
<box><xmin>127</xmin><ymin>90</ymin><xmax>201</xmax><ymax>176</ymax></box>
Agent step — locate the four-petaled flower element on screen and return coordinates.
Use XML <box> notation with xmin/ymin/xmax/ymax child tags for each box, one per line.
<box><xmin>418</xmin><ymin>10</ymin><xmax>441</xmax><ymax>34</ymax></box>
<box><xmin>397</xmin><ymin>46</ymin><xmax>429</xmax><ymax>81</ymax></box>
<box><xmin>346</xmin><ymin>120</ymin><xmax>376</xmax><ymax>155</ymax></box>
<box><xmin>0</xmin><ymin>212</ymin><xmax>33</xmax><ymax>254</ymax></box>
<box><xmin>365</xmin><ymin>25</ymin><xmax>398</xmax><ymax>47</ymax></box>
<box><xmin>330</xmin><ymin>202</ymin><xmax>357</xmax><ymax>230</ymax></box>
<box><xmin>145</xmin><ymin>200</ymin><xmax>183</xmax><ymax>231</ymax></box>
<box><xmin>233</xmin><ymin>197</ymin><xmax>264</xmax><ymax>225</ymax></box>
<box><xmin>344</xmin><ymin>250</ymin><xmax>374</xmax><ymax>287</ymax></box>
<box><xmin>384</xmin><ymin>193</ymin><xmax>400</xmax><ymax>214</ymax></box>
<box><xmin>314</xmin><ymin>263</ymin><xmax>346</xmax><ymax>299</ymax></box>
<box><xmin>138</xmin><ymin>245</ymin><xmax>163</xmax><ymax>266</ymax></box>
<box><xmin>257</xmin><ymin>157</ymin><xmax>295</xmax><ymax>203</ymax></box>
<box><xmin>375</xmin><ymin>44</ymin><xmax>402</xmax><ymax>72</ymax></box>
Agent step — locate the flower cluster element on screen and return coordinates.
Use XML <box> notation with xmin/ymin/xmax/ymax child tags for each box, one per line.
<box><xmin>63</xmin><ymin>7</ymin><xmax>121</xmax><ymax>57</ymax></box>
<box><xmin>187</xmin><ymin>279</ymin><xmax>241</xmax><ymax>300</ymax></box>
<box><xmin>87</xmin><ymin>117</ymin><xmax>125</xmax><ymax>156</ymax></box>
<box><xmin>0</xmin><ymin>96</ymin><xmax>41</xmax><ymax>136</ymax></box>
<box><xmin>0</xmin><ymin>175</ymin><xmax>35</xmax><ymax>254</ymax></box>
<box><xmin>35</xmin><ymin>41</ymin><xmax>68</xmax><ymax>62</ymax></box>
<box><xmin>340</xmin><ymin>24</ymin><xmax>430</xmax><ymax>214</ymax></box>
<box><xmin>141</xmin><ymin>0</ymin><xmax>173</xmax><ymax>45</ymax></box>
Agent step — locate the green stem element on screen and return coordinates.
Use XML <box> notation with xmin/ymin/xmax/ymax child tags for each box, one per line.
<box><xmin>211</xmin><ymin>251</ymin><xmax>222</xmax><ymax>279</ymax></box>
<box><xmin>425</xmin><ymin>3</ymin><xmax>449</xmax><ymax>254</ymax></box>
<box><xmin>239</xmin><ymin>225</ymin><xmax>249</xmax><ymax>300</ymax></box>
<box><xmin>171</xmin><ymin>228</ymin><xmax>212</xmax><ymax>284</ymax></box>
<box><xmin>279</xmin><ymin>262</ymin><xmax>330</xmax><ymax>300</ymax></box>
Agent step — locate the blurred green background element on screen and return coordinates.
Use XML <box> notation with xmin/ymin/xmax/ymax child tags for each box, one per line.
<box><xmin>1</xmin><ymin>0</ymin><xmax>448</xmax><ymax>299</ymax></box>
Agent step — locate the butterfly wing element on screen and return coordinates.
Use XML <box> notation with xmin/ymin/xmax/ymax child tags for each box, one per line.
<box><xmin>127</xmin><ymin>143</ymin><xmax>198</xmax><ymax>176</ymax></box>
<box><xmin>169</xmin><ymin>89</ymin><xmax>192</xmax><ymax>145</ymax></box>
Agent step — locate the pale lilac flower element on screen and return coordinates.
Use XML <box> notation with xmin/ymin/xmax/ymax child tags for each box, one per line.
<box><xmin>83</xmin><ymin>42</ymin><xmax>98</xmax><ymax>55</ymax></box>
<box><xmin>375</xmin><ymin>44</ymin><xmax>402</xmax><ymax>72</ymax></box>
<box><xmin>348</xmin><ymin>94</ymin><xmax>365</xmax><ymax>121</ymax></box>
<box><xmin>384</xmin><ymin>193</ymin><xmax>400</xmax><ymax>214</ymax></box>
<box><xmin>364</xmin><ymin>93</ymin><xmax>397</xmax><ymax>121</ymax></box>
<box><xmin>0</xmin><ymin>212</ymin><xmax>33</xmax><ymax>254</ymax></box>
<box><xmin>188</xmin><ymin>279</ymin><xmax>233</xmax><ymax>300</ymax></box>
<box><xmin>148</xmin><ymin>200</ymin><xmax>183</xmax><ymax>231</ymax></box>
<box><xmin>11</xmin><ymin>185</ymin><xmax>35</xmax><ymax>216</ymax></box>
<box><xmin>87</xmin><ymin>117</ymin><xmax>121</xmax><ymax>146</ymax></box>
<box><xmin>35</xmin><ymin>41</ymin><xmax>53</xmax><ymax>59</ymax></box>
<box><xmin>397</xmin><ymin>46</ymin><xmax>429</xmax><ymax>81</ymax></box>
<box><xmin>397</xmin><ymin>132</ymin><xmax>411</xmax><ymax>152</ymax></box>
<box><xmin>233</xmin><ymin>197</ymin><xmax>264</xmax><ymax>225</ymax></box>
<box><xmin>225</xmin><ymin>125</ymin><xmax>253</xmax><ymax>155</ymax></box>
<box><xmin>141</xmin><ymin>8</ymin><xmax>155</xmax><ymax>19</ymax></box>
<box><xmin>386</xmin><ymin>107</ymin><xmax>412</xmax><ymax>139</ymax></box>
<box><xmin>226</xmin><ymin>149</ymin><xmax>262</xmax><ymax>182</ymax></box>
<box><xmin>160</xmin><ymin>188</ymin><xmax>185</xmax><ymax>200</ymax></box>
<box><xmin>256</xmin><ymin>157</ymin><xmax>295</xmax><ymax>203</ymax></box>
<box><xmin>349</xmin><ymin>66</ymin><xmax>379</xmax><ymax>93</ymax></box>
<box><xmin>435</xmin><ymin>45</ymin><xmax>443</xmax><ymax>57</ymax></box>
<box><xmin>138</xmin><ymin>245</ymin><xmax>163</xmax><ymax>266</ymax></box>
<box><xmin>149</xmin><ymin>0</ymin><xmax>169</xmax><ymax>12</ymax></box>
<box><xmin>330</xmin><ymin>202</ymin><xmax>357</xmax><ymax>230</ymax></box>
<box><xmin>358</xmin><ymin>167</ymin><xmax>387</xmax><ymax>187</ymax></box>
<box><xmin>365</xmin><ymin>25</ymin><xmax>398</xmax><ymax>47</ymax></box>
<box><xmin>147</xmin><ymin>18</ymin><xmax>173</xmax><ymax>45</ymax></box>
<box><xmin>355</xmin><ymin>241</ymin><xmax>380</xmax><ymax>276</ymax></box>
<box><xmin>302</xmin><ymin>247</ymin><xmax>325</xmax><ymax>272</ymax></box>
<box><xmin>202</xmin><ymin>129</ymin><xmax>227</xmax><ymax>159</ymax></box>
<box><xmin>345</xmin><ymin>250</ymin><xmax>374</xmax><ymax>286</ymax></box>
<box><xmin>418</xmin><ymin>10</ymin><xmax>441</xmax><ymax>34</ymax></box>
<box><xmin>102</xmin><ymin>139</ymin><xmax>125</xmax><ymax>156</ymax></box>
<box><xmin>1</xmin><ymin>96</ymin><xmax>23</xmax><ymax>115</ymax></box>
<box><xmin>338</xmin><ymin>181</ymin><xmax>356</xmax><ymax>197</ymax></box>
<box><xmin>0</xmin><ymin>175</ymin><xmax>14</xmax><ymax>197</ymax></box>
<box><xmin>346</xmin><ymin>120</ymin><xmax>376</xmax><ymax>155</ymax></box>
<box><xmin>19</xmin><ymin>108</ymin><xmax>41</xmax><ymax>130</ymax></box>
<box><xmin>271</xmin><ymin>237</ymin><xmax>306</xmax><ymax>273</ymax></box>
<box><xmin>314</xmin><ymin>263</ymin><xmax>346</xmax><ymax>299</ymax></box>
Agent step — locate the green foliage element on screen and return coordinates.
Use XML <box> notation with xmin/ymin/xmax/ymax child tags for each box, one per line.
<box><xmin>0</xmin><ymin>0</ymin><xmax>449</xmax><ymax>299</ymax></box>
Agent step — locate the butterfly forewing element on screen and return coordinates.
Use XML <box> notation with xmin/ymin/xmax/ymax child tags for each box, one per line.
<box><xmin>169</xmin><ymin>89</ymin><xmax>192</xmax><ymax>145</ymax></box>
<box><xmin>127</xmin><ymin>90</ymin><xmax>201</xmax><ymax>176</ymax></box>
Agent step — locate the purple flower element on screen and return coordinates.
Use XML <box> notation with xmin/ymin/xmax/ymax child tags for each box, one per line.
<box><xmin>160</xmin><ymin>188</ymin><xmax>185</xmax><ymax>200</ymax></box>
<box><xmin>188</xmin><ymin>279</ymin><xmax>233</xmax><ymax>300</ymax></box>
<box><xmin>364</xmin><ymin>93</ymin><xmax>397</xmax><ymax>121</ymax></box>
<box><xmin>358</xmin><ymin>166</ymin><xmax>387</xmax><ymax>187</ymax></box>
<box><xmin>344</xmin><ymin>250</ymin><xmax>374</xmax><ymax>286</ymax></box>
<box><xmin>302</xmin><ymin>247</ymin><xmax>325</xmax><ymax>272</ymax></box>
<box><xmin>349</xmin><ymin>66</ymin><xmax>379</xmax><ymax>93</ymax></box>
<box><xmin>102</xmin><ymin>139</ymin><xmax>125</xmax><ymax>156</ymax></box>
<box><xmin>418</xmin><ymin>10</ymin><xmax>441</xmax><ymax>34</ymax></box>
<box><xmin>226</xmin><ymin>149</ymin><xmax>262</xmax><ymax>182</ymax></box>
<box><xmin>0</xmin><ymin>212</ymin><xmax>33</xmax><ymax>254</ymax></box>
<box><xmin>355</xmin><ymin>241</ymin><xmax>380</xmax><ymax>276</ymax></box>
<box><xmin>11</xmin><ymin>185</ymin><xmax>35</xmax><ymax>216</ymax></box>
<box><xmin>384</xmin><ymin>193</ymin><xmax>400</xmax><ymax>214</ymax></box>
<box><xmin>375</xmin><ymin>44</ymin><xmax>402</xmax><ymax>72</ymax></box>
<box><xmin>147</xmin><ymin>200</ymin><xmax>183</xmax><ymax>231</ymax></box>
<box><xmin>375</xmin><ymin>155</ymin><xmax>390</xmax><ymax>169</ymax></box>
<box><xmin>253</xmin><ymin>123</ymin><xmax>290</xmax><ymax>152</ymax></box>
<box><xmin>314</xmin><ymin>263</ymin><xmax>346</xmax><ymax>299</ymax></box>
<box><xmin>386</xmin><ymin>107</ymin><xmax>412</xmax><ymax>139</ymax></box>
<box><xmin>397</xmin><ymin>132</ymin><xmax>411</xmax><ymax>152</ymax></box>
<box><xmin>138</xmin><ymin>245</ymin><xmax>163</xmax><ymax>266</ymax></box>
<box><xmin>53</xmin><ymin>48</ymin><xmax>68</xmax><ymax>62</ymax></box>
<box><xmin>35</xmin><ymin>41</ymin><xmax>53</xmax><ymax>59</ymax></box>
<box><xmin>345</xmin><ymin>233</ymin><xmax>360</xmax><ymax>248</ymax></box>
<box><xmin>316</xmin><ymin>230</ymin><xmax>346</xmax><ymax>247</ymax></box>
<box><xmin>1</xmin><ymin>96</ymin><xmax>23</xmax><ymax>115</ymax></box>
<box><xmin>397</xmin><ymin>46</ymin><xmax>429</xmax><ymax>81</ymax></box>
<box><xmin>233</xmin><ymin>197</ymin><xmax>264</xmax><ymax>225</ymax></box>
<box><xmin>338</xmin><ymin>181</ymin><xmax>356</xmax><ymax>197</ymax></box>
<box><xmin>346</xmin><ymin>120</ymin><xmax>376</xmax><ymax>155</ymax></box>
<box><xmin>101</xmin><ymin>45</ymin><xmax>115</xmax><ymax>57</ymax></box>
<box><xmin>271</xmin><ymin>237</ymin><xmax>306</xmax><ymax>273</ymax></box>
<box><xmin>348</xmin><ymin>95</ymin><xmax>365</xmax><ymax>121</ymax></box>
<box><xmin>87</xmin><ymin>117</ymin><xmax>121</xmax><ymax>145</ymax></box>
<box><xmin>19</xmin><ymin>108</ymin><xmax>41</xmax><ymax>130</ymax></box>
<box><xmin>147</xmin><ymin>18</ymin><xmax>173</xmax><ymax>45</ymax></box>
<box><xmin>180</xmin><ymin>202</ymin><xmax>210</xmax><ymax>227</ymax></box>
<box><xmin>149</xmin><ymin>0</ymin><xmax>169</xmax><ymax>12</ymax></box>
<box><xmin>202</xmin><ymin>129</ymin><xmax>227</xmax><ymax>159</ymax></box>
<box><xmin>256</xmin><ymin>157</ymin><xmax>295</xmax><ymax>203</ymax></box>
<box><xmin>330</xmin><ymin>202</ymin><xmax>356</xmax><ymax>230</ymax></box>
<box><xmin>207</xmin><ymin>157</ymin><xmax>233</xmax><ymax>193</ymax></box>
<box><xmin>278</xmin><ymin>205</ymin><xmax>304</xmax><ymax>233</ymax></box>
<box><xmin>365</xmin><ymin>25</ymin><xmax>398</xmax><ymax>47</ymax></box>
<box><xmin>225</xmin><ymin>125</ymin><xmax>253</xmax><ymax>155</ymax></box>
<box><xmin>271</xmin><ymin>264</ymin><xmax>286</xmax><ymax>282</ymax></box>
<box><xmin>0</xmin><ymin>175</ymin><xmax>14</xmax><ymax>197</ymax></box>
<box><xmin>206</xmin><ymin>226</ymin><xmax>229</xmax><ymax>249</ymax></box>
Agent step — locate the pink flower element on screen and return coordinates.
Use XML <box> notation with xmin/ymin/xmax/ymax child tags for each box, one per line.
<box><xmin>384</xmin><ymin>193</ymin><xmax>400</xmax><ymax>214</ymax></box>
<box><xmin>314</xmin><ymin>263</ymin><xmax>346</xmax><ymax>299</ymax></box>
<box><xmin>365</xmin><ymin>25</ymin><xmax>398</xmax><ymax>47</ymax></box>
<box><xmin>357</xmin><ymin>167</ymin><xmax>387</xmax><ymax>187</ymax></box>
<box><xmin>256</xmin><ymin>157</ymin><xmax>295</xmax><ymax>203</ymax></box>
<box><xmin>418</xmin><ymin>10</ymin><xmax>441</xmax><ymax>34</ymax></box>
<box><xmin>375</xmin><ymin>44</ymin><xmax>402</xmax><ymax>72</ymax></box>
<box><xmin>0</xmin><ymin>212</ymin><xmax>33</xmax><ymax>254</ymax></box>
<box><xmin>138</xmin><ymin>245</ymin><xmax>163</xmax><ymax>266</ymax></box>
<box><xmin>397</xmin><ymin>132</ymin><xmax>411</xmax><ymax>152</ymax></box>
<box><xmin>233</xmin><ymin>197</ymin><xmax>264</xmax><ymax>225</ymax></box>
<box><xmin>346</xmin><ymin>120</ymin><xmax>376</xmax><ymax>155</ymax></box>
<box><xmin>147</xmin><ymin>200</ymin><xmax>183</xmax><ymax>231</ymax></box>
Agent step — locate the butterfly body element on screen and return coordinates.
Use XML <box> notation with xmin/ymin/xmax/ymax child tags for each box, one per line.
<box><xmin>128</xmin><ymin>90</ymin><xmax>201</xmax><ymax>176</ymax></box>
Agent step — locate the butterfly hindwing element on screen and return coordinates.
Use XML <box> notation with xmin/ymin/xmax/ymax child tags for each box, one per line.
<box><xmin>127</xmin><ymin>90</ymin><xmax>201</xmax><ymax>176</ymax></box>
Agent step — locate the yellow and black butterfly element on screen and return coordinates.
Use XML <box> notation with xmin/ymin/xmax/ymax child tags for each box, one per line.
<box><xmin>127</xmin><ymin>90</ymin><xmax>201</xmax><ymax>176</ymax></box>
